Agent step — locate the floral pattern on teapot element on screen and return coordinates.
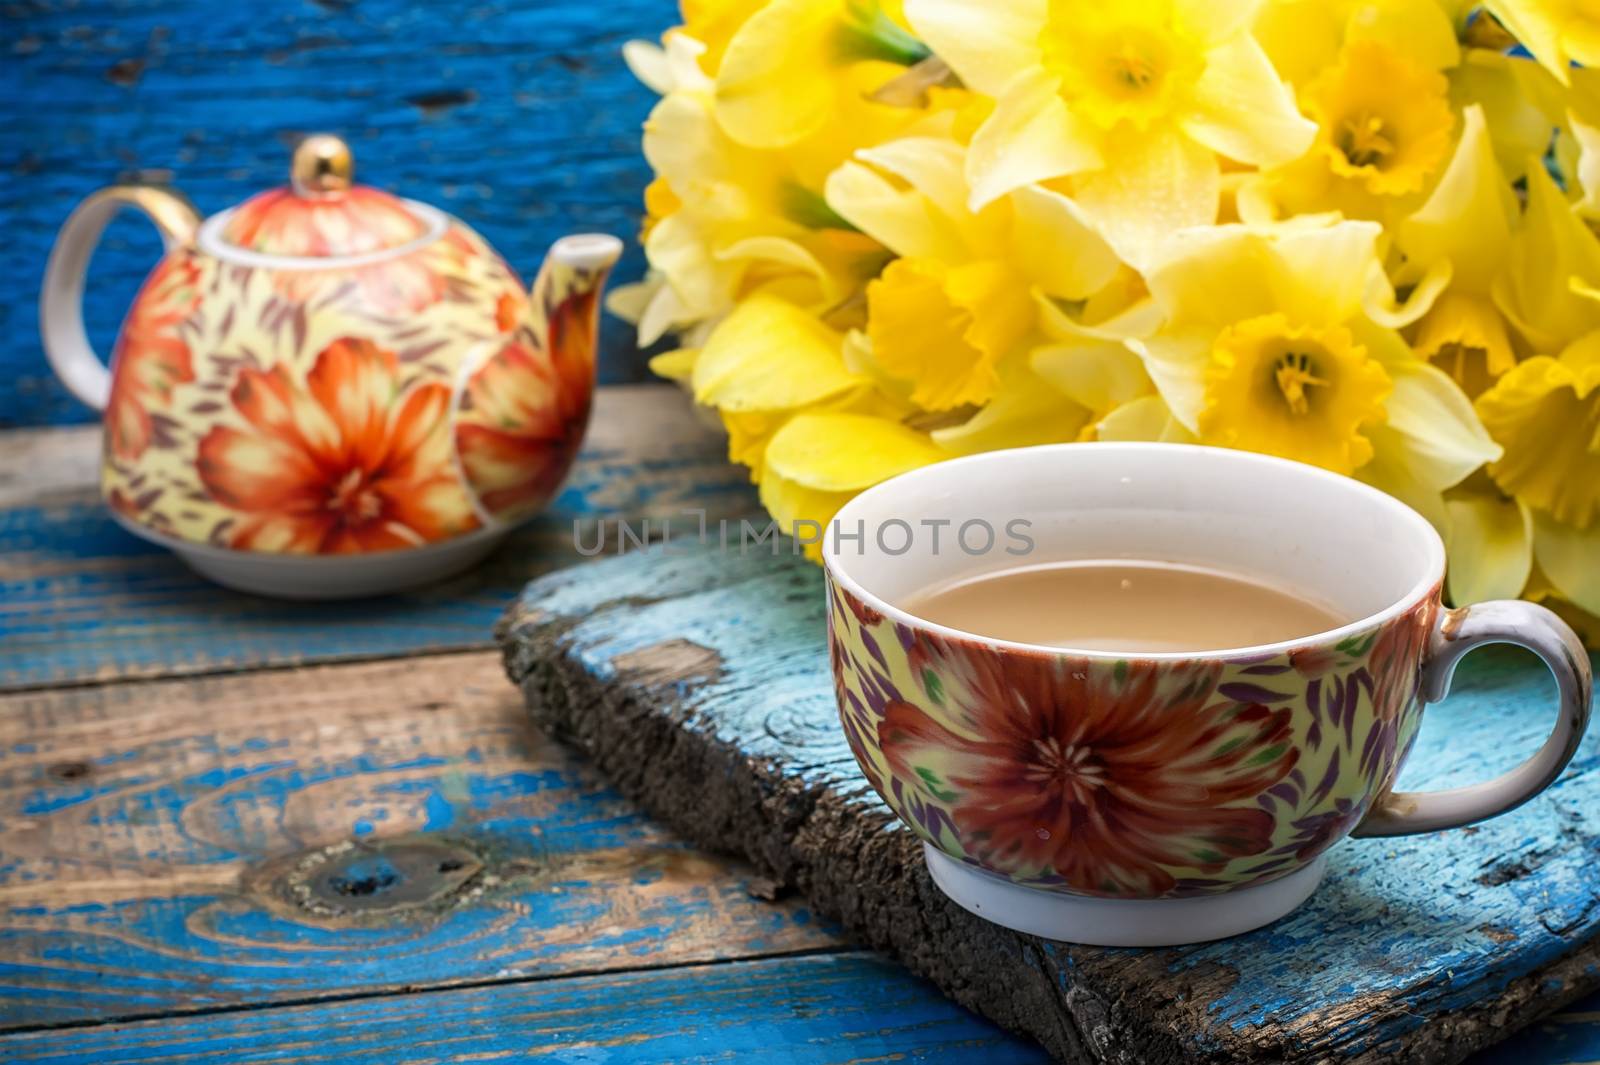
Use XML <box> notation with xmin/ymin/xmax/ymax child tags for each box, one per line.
<box><xmin>103</xmin><ymin>206</ymin><xmax>609</xmax><ymax>554</ymax></box>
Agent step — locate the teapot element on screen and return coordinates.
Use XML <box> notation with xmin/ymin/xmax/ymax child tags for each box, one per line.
<box><xmin>40</xmin><ymin>134</ymin><xmax>622</xmax><ymax>598</ymax></box>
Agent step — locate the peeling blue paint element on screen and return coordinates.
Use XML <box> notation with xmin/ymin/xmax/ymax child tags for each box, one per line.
<box><xmin>518</xmin><ymin>543</ymin><xmax>1600</xmax><ymax>1058</ymax></box>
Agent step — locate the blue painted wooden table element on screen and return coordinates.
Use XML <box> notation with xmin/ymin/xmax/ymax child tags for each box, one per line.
<box><xmin>2</xmin><ymin>0</ymin><xmax>673</xmax><ymax>429</ymax></box>
<box><xmin>0</xmin><ymin>384</ymin><xmax>1594</xmax><ymax>1062</ymax></box>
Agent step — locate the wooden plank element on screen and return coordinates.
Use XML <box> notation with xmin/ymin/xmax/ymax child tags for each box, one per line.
<box><xmin>0</xmin><ymin>385</ymin><xmax>754</xmax><ymax>690</ymax></box>
<box><xmin>500</xmin><ymin>543</ymin><xmax>1600</xmax><ymax>1064</ymax></box>
<box><xmin>3</xmin><ymin>0</ymin><xmax>671</xmax><ymax>428</ymax></box>
<box><xmin>0</xmin><ymin>649</ymin><xmax>846</xmax><ymax>1029</ymax></box>
<box><xmin>0</xmin><ymin>951</ymin><xmax>1050</xmax><ymax>1063</ymax></box>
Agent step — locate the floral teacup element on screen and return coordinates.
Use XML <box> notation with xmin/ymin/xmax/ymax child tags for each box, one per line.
<box><xmin>823</xmin><ymin>443</ymin><xmax>1592</xmax><ymax>945</ymax></box>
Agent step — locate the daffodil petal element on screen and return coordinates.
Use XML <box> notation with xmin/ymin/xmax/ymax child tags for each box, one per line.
<box><xmin>1570</xmin><ymin>69</ymin><xmax>1600</xmax><ymax>214</ymax></box>
<box><xmin>1073</xmin><ymin>128</ymin><xmax>1220</xmax><ymax>269</ymax></box>
<box><xmin>649</xmin><ymin>347</ymin><xmax>700</xmax><ymax>382</ymax></box>
<box><xmin>967</xmin><ymin>68</ymin><xmax>1102</xmax><ymax>210</ymax></box>
<box><xmin>903</xmin><ymin>0</ymin><xmax>1044</xmax><ymax>96</ymax></box>
<box><xmin>1533</xmin><ymin>511</ymin><xmax>1600</xmax><ymax>616</ymax></box>
<box><xmin>1183</xmin><ymin>35</ymin><xmax>1315</xmax><ymax>168</ymax></box>
<box><xmin>1398</xmin><ymin>106</ymin><xmax>1516</xmax><ymax>292</ymax></box>
<box><xmin>1252</xmin><ymin>0</ymin><xmax>1343</xmax><ymax>86</ymax></box>
<box><xmin>714</xmin><ymin>0</ymin><xmax>840</xmax><ymax>148</ymax></box>
<box><xmin>1006</xmin><ymin>184</ymin><xmax>1120</xmax><ymax>300</ymax></box>
<box><xmin>622</xmin><ymin>40</ymin><xmax>675</xmax><ymax>94</ymax></box>
<box><xmin>1172</xmin><ymin>0</ymin><xmax>1262</xmax><ymax>45</ymax></box>
<box><xmin>1130</xmin><ymin>328</ymin><xmax>1211</xmax><ymax>431</ymax></box>
<box><xmin>1142</xmin><ymin>225</ymin><xmax>1277</xmax><ymax>330</ymax></box>
<box><xmin>1456</xmin><ymin>51</ymin><xmax>1565</xmax><ymax>181</ymax></box>
<box><xmin>714</xmin><ymin>235</ymin><xmax>835</xmax><ymax>304</ymax></box>
<box><xmin>932</xmin><ymin>370</ymin><xmax>1090</xmax><ymax>454</ymax></box>
<box><xmin>766</xmin><ymin>411</ymin><xmax>944</xmax><ymax>490</ymax></box>
<box><xmin>1384</xmin><ymin>360</ymin><xmax>1504</xmax><ymax>490</ymax></box>
<box><xmin>1030</xmin><ymin>340</ymin><xmax>1150</xmax><ymax>414</ymax></box>
<box><xmin>1347</xmin><ymin>0</ymin><xmax>1460</xmax><ymax>71</ymax></box>
<box><xmin>1358</xmin><ymin>424</ymin><xmax>1449</xmax><ymax>534</ymax></box>
<box><xmin>824</xmin><ymin>158</ymin><xmax>971</xmax><ymax>262</ymax></box>
<box><xmin>1365</xmin><ymin>257</ymin><xmax>1451</xmax><ymax>330</ymax></box>
<box><xmin>643</xmin><ymin>95</ymin><xmax>741</xmax><ymax>217</ymax></box>
<box><xmin>646</xmin><ymin>213</ymin><xmax>736</xmax><ymax>320</ymax></box>
<box><xmin>1092</xmin><ymin>394</ymin><xmax>1197</xmax><ymax>443</ymax></box>
<box><xmin>1484</xmin><ymin>0</ymin><xmax>1576</xmax><ymax>84</ymax></box>
<box><xmin>853</xmin><ymin>137</ymin><xmax>987</xmax><ymax>248</ymax></box>
<box><xmin>1493</xmin><ymin>162</ymin><xmax>1600</xmax><ymax>351</ymax></box>
<box><xmin>693</xmin><ymin>295</ymin><xmax>862</xmax><ymax>410</ymax></box>
<box><xmin>758</xmin><ymin>469</ymin><xmax>853</xmax><ymax>560</ymax></box>
<box><xmin>1034</xmin><ymin>289</ymin><xmax>1162</xmax><ymax>342</ymax></box>
<box><xmin>637</xmin><ymin>278</ymin><xmax>695</xmax><ymax>346</ymax></box>
<box><xmin>1446</xmin><ymin>493</ymin><xmax>1533</xmax><ymax>604</ymax></box>
<box><xmin>1267</xmin><ymin>220</ymin><xmax>1384</xmax><ymax>327</ymax></box>
<box><xmin>605</xmin><ymin>280</ymin><xmax>657</xmax><ymax>326</ymax></box>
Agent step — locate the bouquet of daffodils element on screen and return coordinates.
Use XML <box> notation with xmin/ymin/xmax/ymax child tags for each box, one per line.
<box><xmin>610</xmin><ymin>0</ymin><xmax>1600</xmax><ymax>641</ymax></box>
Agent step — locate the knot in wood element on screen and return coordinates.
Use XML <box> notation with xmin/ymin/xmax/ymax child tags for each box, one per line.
<box><xmin>246</xmin><ymin>835</ymin><xmax>536</xmax><ymax>928</ymax></box>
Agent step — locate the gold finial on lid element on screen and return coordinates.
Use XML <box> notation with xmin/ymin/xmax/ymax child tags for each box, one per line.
<box><xmin>290</xmin><ymin>133</ymin><xmax>354</xmax><ymax>197</ymax></box>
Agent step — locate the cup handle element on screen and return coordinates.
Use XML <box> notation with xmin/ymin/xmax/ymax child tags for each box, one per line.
<box><xmin>1353</xmin><ymin>600</ymin><xmax>1593</xmax><ymax>837</ymax></box>
<box><xmin>39</xmin><ymin>186</ymin><xmax>200</xmax><ymax>410</ymax></box>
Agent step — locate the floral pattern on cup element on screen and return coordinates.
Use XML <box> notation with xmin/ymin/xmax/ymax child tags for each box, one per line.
<box><xmin>827</xmin><ymin>577</ymin><xmax>1438</xmax><ymax>898</ymax></box>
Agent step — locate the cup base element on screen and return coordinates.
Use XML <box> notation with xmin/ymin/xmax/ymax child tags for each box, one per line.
<box><xmin>922</xmin><ymin>843</ymin><xmax>1326</xmax><ymax>946</ymax></box>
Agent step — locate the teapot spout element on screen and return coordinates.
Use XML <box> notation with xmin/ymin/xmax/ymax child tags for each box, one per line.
<box><xmin>529</xmin><ymin>233</ymin><xmax>624</xmax><ymax>373</ymax></box>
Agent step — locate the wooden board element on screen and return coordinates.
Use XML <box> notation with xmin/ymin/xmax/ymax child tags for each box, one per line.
<box><xmin>0</xmin><ymin>650</ymin><xmax>843</xmax><ymax>1029</ymax></box>
<box><xmin>3</xmin><ymin>0</ymin><xmax>671</xmax><ymax>428</ymax></box>
<box><xmin>0</xmin><ymin>385</ymin><xmax>755</xmax><ymax>690</ymax></box>
<box><xmin>499</xmin><ymin>543</ymin><xmax>1600</xmax><ymax>1064</ymax></box>
<box><xmin>0</xmin><ymin>952</ymin><xmax>1049</xmax><ymax>1064</ymax></box>
<box><xmin>2</xmin><ymin>388</ymin><xmax>1596</xmax><ymax>1063</ymax></box>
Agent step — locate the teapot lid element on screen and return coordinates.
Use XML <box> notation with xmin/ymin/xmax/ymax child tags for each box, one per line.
<box><xmin>214</xmin><ymin>134</ymin><xmax>441</xmax><ymax>259</ymax></box>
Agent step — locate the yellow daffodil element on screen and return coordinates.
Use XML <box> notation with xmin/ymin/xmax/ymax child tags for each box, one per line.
<box><xmin>825</xmin><ymin>135</ymin><xmax>1120</xmax><ymax>409</ymax></box>
<box><xmin>623</xmin><ymin>0</ymin><xmax>1593</xmax><ymax>633</ymax></box>
<box><xmin>1242</xmin><ymin>40</ymin><xmax>1454</xmax><ymax>225</ymax></box>
<box><xmin>1306</xmin><ymin>43</ymin><xmax>1454</xmax><ymax>198</ymax></box>
<box><xmin>1202</xmin><ymin>313</ymin><xmax>1392</xmax><ymax>472</ymax></box>
<box><xmin>760</xmin><ymin>410</ymin><xmax>946</xmax><ymax>558</ymax></box>
<box><xmin>1026</xmin><ymin>268</ymin><xmax>1162</xmax><ymax>436</ymax></box>
<box><xmin>1484</xmin><ymin>0</ymin><xmax>1600</xmax><ymax>83</ymax></box>
<box><xmin>928</xmin><ymin>366</ymin><xmax>1097</xmax><ymax>453</ymax></box>
<box><xmin>1494</xmin><ymin>159</ymin><xmax>1600</xmax><ymax>353</ymax></box>
<box><xmin>677</xmin><ymin>0</ymin><xmax>766</xmax><ymax>71</ymax></box>
<box><xmin>688</xmin><ymin>293</ymin><xmax>900</xmax><ymax>489</ymax></box>
<box><xmin>904</xmin><ymin>0</ymin><xmax>1314</xmax><ymax>262</ymax></box>
<box><xmin>714</xmin><ymin>0</ymin><xmax>930</xmax><ymax>149</ymax></box>
<box><xmin>1477</xmin><ymin>340</ymin><xmax>1600</xmax><ymax>529</ymax></box>
<box><xmin>1562</xmin><ymin>66</ymin><xmax>1600</xmax><ymax>218</ymax></box>
<box><xmin>1254</xmin><ymin>0</ymin><xmax>1461</xmax><ymax>87</ymax></box>
<box><xmin>1133</xmin><ymin>221</ymin><xmax>1498</xmax><ymax>521</ymax></box>
<box><xmin>1371</xmin><ymin>106</ymin><xmax>1521</xmax><ymax>398</ymax></box>
<box><xmin>1474</xmin><ymin>337</ymin><xmax>1600</xmax><ymax>613</ymax></box>
<box><xmin>1454</xmin><ymin>45</ymin><xmax>1568</xmax><ymax>181</ymax></box>
<box><xmin>1443</xmin><ymin>474</ymin><xmax>1534</xmax><ymax>604</ymax></box>
<box><xmin>614</xmin><ymin>33</ymin><xmax>912</xmax><ymax>349</ymax></box>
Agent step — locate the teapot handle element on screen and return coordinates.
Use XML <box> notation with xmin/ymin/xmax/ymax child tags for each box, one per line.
<box><xmin>40</xmin><ymin>186</ymin><xmax>200</xmax><ymax>410</ymax></box>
